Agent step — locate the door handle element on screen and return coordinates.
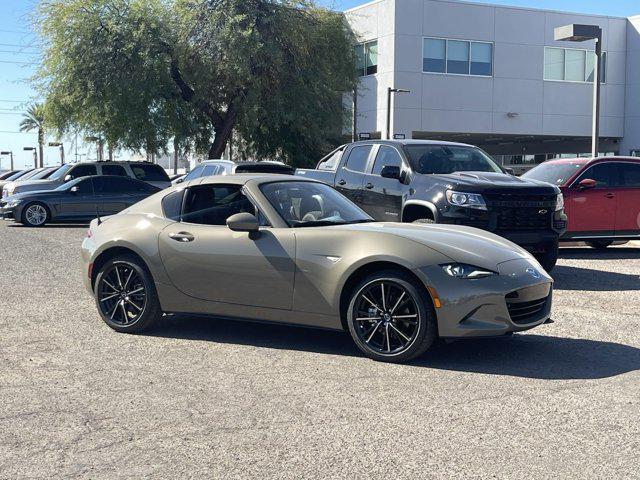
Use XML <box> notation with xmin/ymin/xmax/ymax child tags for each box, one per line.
<box><xmin>338</xmin><ymin>179</ymin><xmax>346</xmax><ymax>186</ymax></box>
<box><xmin>169</xmin><ymin>231</ymin><xmax>195</xmax><ymax>242</ymax></box>
<box><xmin>365</xmin><ymin>183</ymin><xmax>374</xmax><ymax>189</ymax></box>
<box><xmin>604</xmin><ymin>193</ymin><xmax>614</xmax><ymax>199</ymax></box>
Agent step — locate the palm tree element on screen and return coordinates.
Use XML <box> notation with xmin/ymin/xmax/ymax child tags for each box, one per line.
<box><xmin>19</xmin><ymin>104</ymin><xmax>45</xmax><ymax>168</ymax></box>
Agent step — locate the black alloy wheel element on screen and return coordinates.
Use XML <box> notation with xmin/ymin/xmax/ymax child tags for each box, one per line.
<box><xmin>94</xmin><ymin>255</ymin><xmax>161</xmax><ymax>333</ymax></box>
<box><xmin>347</xmin><ymin>270</ymin><xmax>437</xmax><ymax>362</ymax></box>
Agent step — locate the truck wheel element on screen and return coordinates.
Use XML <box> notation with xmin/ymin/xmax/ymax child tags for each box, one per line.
<box><xmin>412</xmin><ymin>218</ymin><xmax>435</xmax><ymax>224</ymax></box>
<box><xmin>587</xmin><ymin>240</ymin><xmax>612</xmax><ymax>250</ymax></box>
<box><xmin>535</xmin><ymin>241</ymin><xmax>559</xmax><ymax>273</ymax></box>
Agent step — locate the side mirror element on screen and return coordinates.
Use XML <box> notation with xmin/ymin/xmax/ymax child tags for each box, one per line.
<box><xmin>503</xmin><ymin>167</ymin><xmax>515</xmax><ymax>175</ymax></box>
<box><xmin>380</xmin><ymin>165</ymin><xmax>401</xmax><ymax>180</ymax></box>
<box><xmin>175</xmin><ymin>178</ymin><xmax>184</xmax><ymax>184</ymax></box>
<box><xmin>70</xmin><ymin>186</ymin><xmax>79</xmax><ymax>194</ymax></box>
<box><xmin>227</xmin><ymin>212</ymin><xmax>260</xmax><ymax>237</ymax></box>
<box><xmin>577</xmin><ymin>178</ymin><xmax>597</xmax><ymax>190</ymax></box>
<box><xmin>64</xmin><ymin>174</ymin><xmax>72</xmax><ymax>182</ymax></box>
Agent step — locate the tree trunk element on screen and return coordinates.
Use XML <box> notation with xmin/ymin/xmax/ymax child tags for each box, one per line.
<box><xmin>38</xmin><ymin>128</ymin><xmax>44</xmax><ymax>168</ymax></box>
<box><xmin>173</xmin><ymin>137</ymin><xmax>179</xmax><ymax>175</ymax></box>
<box><xmin>208</xmin><ymin>109</ymin><xmax>238</xmax><ymax>159</ymax></box>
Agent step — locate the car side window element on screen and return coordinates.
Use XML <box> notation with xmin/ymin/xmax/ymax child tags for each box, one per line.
<box><xmin>317</xmin><ymin>149</ymin><xmax>344</xmax><ymax>171</ymax></box>
<box><xmin>618</xmin><ymin>163</ymin><xmax>640</xmax><ymax>188</ymax></box>
<box><xmin>576</xmin><ymin>163</ymin><xmax>617</xmax><ymax>188</ymax></box>
<box><xmin>73</xmin><ymin>179</ymin><xmax>95</xmax><ymax>195</ymax></box>
<box><xmin>344</xmin><ymin>145</ymin><xmax>372</xmax><ymax>173</ymax></box>
<box><xmin>162</xmin><ymin>190</ymin><xmax>185</xmax><ymax>221</ymax></box>
<box><xmin>183</xmin><ymin>165</ymin><xmax>204</xmax><ymax>181</ymax></box>
<box><xmin>101</xmin><ymin>164</ymin><xmax>128</xmax><ymax>176</ymax></box>
<box><xmin>68</xmin><ymin>164</ymin><xmax>97</xmax><ymax>179</ymax></box>
<box><xmin>372</xmin><ymin>146</ymin><xmax>403</xmax><ymax>175</ymax></box>
<box><xmin>181</xmin><ymin>185</ymin><xmax>257</xmax><ymax>226</ymax></box>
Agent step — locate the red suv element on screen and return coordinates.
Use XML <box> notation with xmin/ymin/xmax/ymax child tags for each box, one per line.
<box><xmin>522</xmin><ymin>157</ymin><xmax>640</xmax><ymax>249</ymax></box>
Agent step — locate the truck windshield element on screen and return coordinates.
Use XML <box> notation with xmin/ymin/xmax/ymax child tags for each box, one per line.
<box><xmin>404</xmin><ymin>145</ymin><xmax>502</xmax><ymax>175</ymax></box>
<box><xmin>261</xmin><ymin>181</ymin><xmax>373</xmax><ymax>227</ymax></box>
<box><xmin>521</xmin><ymin>161</ymin><xmax>584</xmax><ymax>186</ymax></box>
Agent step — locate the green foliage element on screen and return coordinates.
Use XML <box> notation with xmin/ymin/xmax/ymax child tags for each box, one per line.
<box><xmin>19</xmin><ymin>103</ymin><xmax>46</xmax><ymax>167</ymax></box>
<box><xmin>36</xmin><ymin>0</ymin><xmax>358</xmax><ymax>164</ymax></box>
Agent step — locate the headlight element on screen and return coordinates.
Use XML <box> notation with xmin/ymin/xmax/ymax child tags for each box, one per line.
<box><xmin>5</xmin><ymin>199</ymin><xmax>22</xmax><ymax>208</ymax></box>
<box><xmin>446</xmin><ymin>190</ymin><xmax>487</xmax><ymax>210</ymax></box>
<box><xmin>555</xmin><ymin>193</ymin><xmax>564</xmax><ymax>211</ymax></box>
<box><xmin>441</xmin><ymin>263</ymin><xmax>496</xmax><ymax>279</ymax></box>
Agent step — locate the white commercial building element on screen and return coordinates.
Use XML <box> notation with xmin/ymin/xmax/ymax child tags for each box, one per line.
<box><xmin>347</xmin><ymin>0</ymin><xmax>640</xmax><ymax>171</ymax></box>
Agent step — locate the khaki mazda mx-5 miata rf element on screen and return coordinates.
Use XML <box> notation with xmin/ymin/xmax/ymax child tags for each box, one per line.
<box><xmin>81</xmin><ymin>174</ymin><xmax>553</xmax><ymax>362</ymax></box>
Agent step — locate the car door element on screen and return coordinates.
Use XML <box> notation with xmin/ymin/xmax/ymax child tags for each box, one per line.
<box><xmin>92</xmin><ymin>177</ymin><xmax>129</xmax><ymax>215</ymax></box>
<box><xmin>361</xmin><ymin>145</ymin><xmax>407</xmax><ymax>221</ymax></box>
<box><xmin>59</xmin><ymin>178</ymin><xmax>99</xmax><ymax>219</ymax></box>
<box><xmin>565</xmin><ymin>162</ymin><xmax>618</xmax><ymax>234</ymax></box>
<box><xmin>613</xmin><ymin>162</ymin><xmax>640</xmax><ymax>235</ymax></box>
<box><xmin>158</xmin><ymin>183</ymin><xmax>296</xmax><ymax>310</ymax></box>
<box><xmin>334</xmin><ymin>144</ymin><xmax>372</xmax><ymax>205</ymax></box>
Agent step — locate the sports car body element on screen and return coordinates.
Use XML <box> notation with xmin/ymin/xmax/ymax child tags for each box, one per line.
<box><xmin>81</xmin><ymin>174</ymin><xmax>553</xmax><ymax>362</ymax></box>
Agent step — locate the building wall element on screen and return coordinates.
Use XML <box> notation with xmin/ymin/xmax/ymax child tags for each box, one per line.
<box><xmin>621</xmin><ymin>16</ymin><xmax>640</xmax><ymax>156</ymax></box>
<box><xmin>348</xmin><ymin>0</ymin><xmax>632</xmax><ymax>148</ymax></box>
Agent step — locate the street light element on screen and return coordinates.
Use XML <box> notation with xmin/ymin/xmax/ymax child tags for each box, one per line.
<box><xmin>48</xmin><ymin>142</ymin><xmax>65</xmax><ymax>165</ymax></box>
<box><xmin>23</xmin><ymin>147</ymin><xmax>37</xmax><ymax>168</ymax></box>
<box><xmin>555</xmin><ymin>24</ymin><xmax>602</xmax><ymax>158</ymax></box>
<box><xmin>386</xmin><ymin>87</ymin><xmax>410</xmax><ymax>140</ymax></box>
<box><xmin>0</xmin><ymin>151</ymin><xmax>13</xmax><ymax>170</ymax></box>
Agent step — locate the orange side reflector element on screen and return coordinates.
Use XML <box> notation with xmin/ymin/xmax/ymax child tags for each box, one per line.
<box><xmin>427</xmin><ymin>286</ymin><xmax>441</xmax><ymax>308</ymax></box>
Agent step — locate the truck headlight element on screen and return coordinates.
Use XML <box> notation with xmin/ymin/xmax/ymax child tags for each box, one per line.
<box><xmin>441</xmin><ymin>263</ymin><xmax>496</xmax><ymax>279</ymax></box>
<box><xmin>555</xmin><ymin>193</ymin><xmax>564</xmax><ymax>211</ymax></box>
<box><xmin>446</xmin><ymin>190</ymin><xmax>487</xmax><ymax>210</ymax></box>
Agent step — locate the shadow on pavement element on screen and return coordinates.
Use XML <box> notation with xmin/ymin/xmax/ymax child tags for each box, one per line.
<box><xmin>560</xmin><ymin>246</ymin><xmax>640</xmax><ymax>261</ymax></box>
<box><xmin>7</xmin><ymin>223</ymin><xmax>89</xmax><ymax>229</ymax></box>
<box><xmin>552</xmin><ymin>265</ymin><xmax>640</xmax><ymax>291</ymax></box>
<box><xmin>149</xmin><ymin>315</ymin><xmax>640</xmax><ymax>380</ymax></box>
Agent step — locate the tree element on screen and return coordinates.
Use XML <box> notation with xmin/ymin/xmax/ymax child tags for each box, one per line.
<box><xmin>36</xmin><ymin>0</ymin><xmax>357</xmax><ymax>164</ymax></box>
<box><xmin>19</xmin><ymin>104</ymin><xmax>46</xmax><ymax>167</ymax></box>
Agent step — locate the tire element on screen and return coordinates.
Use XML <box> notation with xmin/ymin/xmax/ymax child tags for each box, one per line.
<box><xmin>587</xmin><ymin>240</ymin><xmax>613</xmax><ymax>250</ymax></box>
<box><xmin>534</xmin><ymin>241</ymin><xmax>559</xmax><ymax>273</ymax></box>
<box><xmin>21</xmin><ymin>202</ymin><xmax>50</xmax><ymax>227</ymax></box>
<box><xmin>412</xmin><ymin>218</ymin><xmax>435</xmax><ymax>224</ymax></box>
<box><xmin>346</xmin><ymin>270</ymin><xmax>437</xmax><ymax>362</ymax></box>
<box><xmin>94</xmin><ymin>254</ymin><xmax>162</xmax><ymax>333</ymax></box>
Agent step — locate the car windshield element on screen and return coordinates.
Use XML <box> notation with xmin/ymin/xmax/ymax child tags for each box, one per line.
<box><xmin>261</xmin><ymin>181</ymin><xmax>373</xmax><ymax>227</ymax></box>
<box><xmin>48</xmin><ymin>163</ymin><xmax>73</xmax><ymax>180</ymax></box>
<box><xmin>29</xmin><ymin>167</ymin><xmax>58</xmax><ymax>180</ymax></box>
<box><xmin>404</xmin><ymin>145</ymin><xmax>502</xmax><ymax>174</ymax></box>
<box><xmin>521</xmin><ymin>161</ymin><xmax>585</xmax><ymax>186</ymax></box>
<box><xmin>6</xmin><ymin>169</ymin><xmax>34</xmax><ymax>181</ymax></box>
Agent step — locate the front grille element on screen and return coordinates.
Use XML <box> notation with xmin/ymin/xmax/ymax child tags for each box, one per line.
<box><xmin>496</xmin><ymin>208</ymin><xmax>552</xmax><ymax>231</ymax></box>
<box><xmin>506</xmin><ymin>295</ymin><xmax>549</xmax><ymax>324</ymax></box>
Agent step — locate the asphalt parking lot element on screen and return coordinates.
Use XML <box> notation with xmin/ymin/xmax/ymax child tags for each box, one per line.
<box><xmin>1</xmin><ymin>222</ymin><xmax>639</xmax><ymax>479</ymax></box>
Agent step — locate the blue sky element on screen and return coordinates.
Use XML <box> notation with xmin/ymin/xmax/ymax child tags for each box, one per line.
<box><xmin>1</xmin><ymin>0</ymin><xmax>639</xmax><ymax>169</ymax></box>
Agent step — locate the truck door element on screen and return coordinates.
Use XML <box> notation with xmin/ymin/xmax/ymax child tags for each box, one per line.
<box><xmin>334</xmin><ymin>144</ymin><xmax>372</xmax><ymax>205</ymax></box>
<box><xmin>361</xmin><ymin>145</ymin><xmax>406</xmax><ymax>221</ymax></box>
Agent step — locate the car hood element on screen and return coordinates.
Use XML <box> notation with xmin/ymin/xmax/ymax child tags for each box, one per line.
<box><xmin>332</xmin><ymin>222</ymin><xmax>534</xmax><ymax>270</ymax></box>
<box><xmin>3</xmin><ymin>189</ymin><xmax>61</xmax><ymax>202</ymax></box>
<box><xmin>423</xmin><ymin>171</ymin><xmax>560</xmax><ymax>195</ymax></box>
<box><xmin>9</xmin><ymin>179</ymin><xmax>62</xmax><ymax>192</ymax></box>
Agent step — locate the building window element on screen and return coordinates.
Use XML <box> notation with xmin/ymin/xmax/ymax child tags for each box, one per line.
<box><xmin>544</xmin><ymin>47</ymin><xmax>607</xmax><ymax>83</ymax></box>
<box><xmin>355</xmin><ymin>40</ymin><xmax>378</xmax><ymax>76</ymax></box>
<box><xmin>423</xmin><ymin>37</ymin><xmax>493</xmax><ymax>76</ymax></box>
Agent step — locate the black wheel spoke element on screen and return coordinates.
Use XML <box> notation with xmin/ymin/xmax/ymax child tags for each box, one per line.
<box><xmin>98</xmin><ymin>263</ymin><xmax>147</xmax><ymax>326</ymax></box>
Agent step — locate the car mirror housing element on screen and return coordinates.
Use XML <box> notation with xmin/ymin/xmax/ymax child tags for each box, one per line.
<box><xmin>70</xmin><ymin>186</ymin><xmax>79</xmax><ymax>194</ymax></box>
<box><xmin>227</xmin><ymin>212</ymin><xmax>260</xmax><ymax>237</ymax></box>
<box><xmin>577</xmin><ymin>178</ymin><xmax>597</xmax><ymax>190</ymax></box>
<box><xmin>64</xmin><ymin>174</ymin><xmax>72</xmax><ymax>182</ymax></box>
<box><xmin>380</xmin><ymin>165</ymin><xmax>401</xmax><ymax>180</ymax></box>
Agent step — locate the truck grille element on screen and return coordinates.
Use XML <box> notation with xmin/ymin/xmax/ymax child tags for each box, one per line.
<box><xmin>485</xmin><ymin>194</ymin><xmax>556</xmax><ymax>231</ymax></box>
<box><xmin>506</xmin><ymin>295</ymin><xmax>550</xmax><ymax>324</ymax></box>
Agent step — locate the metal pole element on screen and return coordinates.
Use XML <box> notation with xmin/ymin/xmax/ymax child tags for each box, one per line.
<box><xmin>592</xmin><ymin>33</ymin><xmax>602</xmax><ymax>158</ymax></box>
<box><xmin>60</xmin><ymin>144</ymin><xmax>65</xmax><ymax>165</ymax></box>
<box><xmin>386</xmin><ymin>87</ymin><xmax>392</xmax><ymax>140</ymax></box>
<box><xmin>352</xmin><ymin>86</ymin><xmax>358</xmax><ymax>142</ymax></box>
<box><xmin>10</xmin><ymin>151</ymin><xmax>13</xmax><ymax>170</ymax></box>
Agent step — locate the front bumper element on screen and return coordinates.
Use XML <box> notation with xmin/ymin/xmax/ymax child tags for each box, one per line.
<box><xmin>417</xmin><ymin>258</ymin><xmax>553</xmax><ymax>338</ymax></box>
<box><xmin>0</xmin><ymin>203</ymin><xmax>15</xmax><ymax>220</ymax></box>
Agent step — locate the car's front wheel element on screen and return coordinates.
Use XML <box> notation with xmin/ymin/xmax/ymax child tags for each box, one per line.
<box><xmin>94</xmin><ymin>255</ymin><xmax>162</xmax><ymax>333</ymax></box>
<box><xmin>346</xmin><ymin>270</ymin><xmax>437</xmax><ymax>362</ymax></box>
<box><xmin>21</xmin><ymin>202</ymin><xmax>49</xmax><ymax>227</ymax></box>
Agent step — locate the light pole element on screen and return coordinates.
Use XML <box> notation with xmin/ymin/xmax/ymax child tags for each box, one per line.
<box><xmin>23</xmin><ymin>147</ymin><xmax>37</xmax><ymax>168</ymax></box>
<box><xmin>48</xmin><ymin>142</ymin><xmax>65</xmax><ymax>165</ymax></box>
<box><xmin>386</xmin><ymin>87</ymin><xmax>410</xmax><ymax>140</ymax></box>
<box><xmin>0</xmin><ymin>151</ymin><xmax>13</xmax><ymax>170</ymax></box>
<box><xmin>555</xmin><ymin>24</ymin><xmax>602</xmax><ymax>158</ymax></box>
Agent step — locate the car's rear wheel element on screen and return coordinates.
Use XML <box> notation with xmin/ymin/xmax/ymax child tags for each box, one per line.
<box><xmin>587</xmin><ymin>240</ymin><xmax>613</xmax><ymax>250</ymax></box>
<box><xmin>346</xmin><ymin>270</ymin><xmax>437</xmax><ymax>362</ymax></box>
<box><xmin>21</xmin><ymin>202</ymin><xmax>49</xmax><ymax>227</ymax></box>
<box><xmin>94</xmin><ymin>255</ymin><xmax>161</xmax><ymax>333</ymax></box>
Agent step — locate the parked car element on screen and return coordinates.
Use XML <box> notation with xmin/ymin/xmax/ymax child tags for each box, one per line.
<box><xmin>4</xmin><ymin>161</ymin><xmax>171</xmax><ymax>198</ymax></box>
<box><xmin>522</xmin><ymin>156</ymin><xmax>640</xmax><ymax>248</ymax></box>
<box><xmin>1</xmin><ymin>166</ymin><xmax>60</xmax><ymax>198</ymax></box>
<box><xmin>297</xmin><ymin>140</ymin><xmax>566</xmax><ymax>272</ymax></box>
<box><xmin>0</xmin><ymin>170</ymin><xmax>21</xmax><ymax>180</ymax></box>
<box><xmin>81</xmin><ymin>174</ymin><xmax>553</xmax><ymax>363</ymax></box>
<box><xmin>176</xmin><ymin>160</ymin><xmax>293</xmax><ymax>184</ymax></box>
<box><xmin>0</xmin><ymin>169</ymin><xmax>35</xmax><ymax>192</ymax></box>
<box><xmin>0</xmin><ymin>175</ymin><xmax>160</xmax><ymax>226</ymax></box>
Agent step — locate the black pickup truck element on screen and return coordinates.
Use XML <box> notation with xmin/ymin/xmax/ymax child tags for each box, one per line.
<box><xmin>296</xmin><ymin>139</ymin><xmax>567</xmax><ymax>271</ymax></box>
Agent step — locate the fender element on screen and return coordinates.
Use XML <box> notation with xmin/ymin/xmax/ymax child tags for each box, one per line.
<box><xmin>401</xmin><ymin>199</ymin><xmax>439</xmax><ymax>222</ymax></box>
